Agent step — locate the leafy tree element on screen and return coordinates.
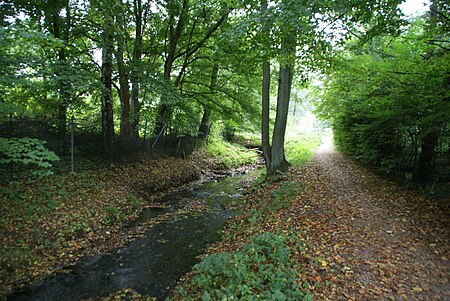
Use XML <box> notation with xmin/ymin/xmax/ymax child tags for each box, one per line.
<box><xmin>316</xmin><ymin>15</ymin><xmax>450</xmax><ymax>185</ymax></box>
<box><xmin>252</xmin><ymin>0</ymin><xmax>404</xmax><ymax>175</ymax></box>
<box><xmin>151</xmin><ymin>0</ymin><xmax>234</xmax><ymax>137</ymax></box>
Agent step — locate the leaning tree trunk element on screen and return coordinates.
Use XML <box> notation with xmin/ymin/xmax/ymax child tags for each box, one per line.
<box><xmin>101</xmin><ymin>14</ymin><xmax>115</xmax><ymax>162</ymax></box>
<box><xmin>153</xmin><ymin>0</ymin><xmax>188</xmax><ymax>137</ymax></box>
<box><xmin>269</xmin><ymin>32</ymin><xmax>295</xmax><ymax>175</ymax></box>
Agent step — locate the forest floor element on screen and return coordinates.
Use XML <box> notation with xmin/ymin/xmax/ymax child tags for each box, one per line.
<box><xmin>2</xmin><ymin>138</ymin><xmax>449</xmax><ymax>300</ymax></box>
<box><xmin>197</xmin><ymin>138</ymin><xmax>450</xmax><ymax>301</ymax></box>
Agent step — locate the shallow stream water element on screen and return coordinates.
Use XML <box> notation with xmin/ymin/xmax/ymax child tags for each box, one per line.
<box><xmin>9</xmin><ymin>171</ymin><xmax>257</xmax><ymax>301</ymax></box>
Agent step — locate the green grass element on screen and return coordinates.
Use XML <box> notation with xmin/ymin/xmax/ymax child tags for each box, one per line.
<box><xmin>204</xmin><ymin>140</ymin><xmax>258</xmax><ymax>169</ymax></box>
<box><xmin>285</xmin><ymin>135</ymin><xmax>322</xmax><ymax>166</ymax></box>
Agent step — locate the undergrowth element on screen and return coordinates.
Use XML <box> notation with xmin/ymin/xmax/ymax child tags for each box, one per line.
<box><xmin>204</xmin><ymin>140</ymin><xmax>257</xmax><ymax>169</ymax></box>
<box><xmin>170</xmin><ymin>232</ymin><xmax>312</xmax><ymax>301</ymax></box>
<box><xmin>285</xmin><ymin>135</ymin><xmax>321</xmax><ymax>166</ymax></box>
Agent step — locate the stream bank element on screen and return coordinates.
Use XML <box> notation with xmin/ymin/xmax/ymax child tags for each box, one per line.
<box><xmin>8</xmin><ymin>166</ymin><xmax>260</xmax><ymax>301</ymax></box>
<box><xmin>0</xmin><ymin>150</ymin><xmax>259</xmax><ymax>299</ymax></box>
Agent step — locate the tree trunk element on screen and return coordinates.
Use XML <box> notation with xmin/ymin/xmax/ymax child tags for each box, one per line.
<box><xmin>153</xmin><ymin>0</ymin><xmax>188</xmax><ymax>137</ymax></box>
<box><xmin>262</xmin><ymin>59</ymin><xmax>272</xmax><ymax>172</ymax></box>
<box><xmin>101</xmin><ymin>14</ymin><xmax>115</xmax><ymax>162</ymax></box>
<box><xmin>261</xmin><ymin>0</ymin><xmax>271</xmax><ymax>173</ymax></box>
<box><xmin>116</xmin><ymin>13</ymin><xmax>133</xmax><ymax>142</ymax></box>
<box><xmin>198</xmin><ymin>108</ymin><xmax>212</xmax><ymax>140</ymax></box>
<box><xmin>270</xmin><ymin>62</ymin><xmax>292</xmax><ymax>174</ymax></box>
<box><xmin>130</xmin><ymin>0</ymin><xmax>143</xmax><ymax>139</ymax></box>
<box><xmin>269</xmin><ymin>30</ymin><xmax>295</xmax><ymax>175</ymax></box>
<box><xmin>416</xmin><ymin>130</ymin><xmax>440</xmax><ymax>186</ymax></box>
<box><xmin>198</xmin><ymin>64</ymin><xmax>219</xmax><ymax>141</ymax></box>
<box><xmin>51</xmin><ymin>2</ymin><xmax>70</xmax><ymax>147</ymax></box>
<box><xmin>261</xmin><ymin>0</ymin><xmax>272</xmax><ymax>174</ymax></box>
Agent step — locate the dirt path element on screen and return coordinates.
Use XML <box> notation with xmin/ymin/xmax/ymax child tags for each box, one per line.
<box><xmin>285</xmin><ymin>138</ymin><xmax>450</xmax><ymax>300</ymax></box>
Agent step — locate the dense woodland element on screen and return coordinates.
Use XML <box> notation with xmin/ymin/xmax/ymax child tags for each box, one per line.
<box><xmin>0</xmin><ymin>0</ymin><xmax>448</xmax><ymax>182</ymax></box>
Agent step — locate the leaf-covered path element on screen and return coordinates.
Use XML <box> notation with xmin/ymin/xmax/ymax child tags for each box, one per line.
<box><xmin>286</xmin><ymin>139</ymin><xmax>450</xmax><ymax>300</ymax></box>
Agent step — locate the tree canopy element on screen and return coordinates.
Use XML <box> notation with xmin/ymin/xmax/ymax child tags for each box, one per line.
<box><xmin>1</xmin><ymin>0</ymin><xmax>447</xmax><ymax>182</ymax></box>
<box><xmin>316</xmin><ymin>3</ymin><xmax>450</xmax><ymax>185</ymax></box>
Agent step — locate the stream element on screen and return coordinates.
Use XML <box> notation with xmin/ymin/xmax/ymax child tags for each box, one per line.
<box><xmin>9</xmin><ymin>170</ymin><xmax>258</xmax><ymax>301</ymax></box>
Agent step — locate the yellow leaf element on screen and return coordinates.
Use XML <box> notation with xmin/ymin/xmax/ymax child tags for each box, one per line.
<box><xmin>319</xmin><ymin>260</ymin><xmax>327</xmax><ymax>267</ymax></box>
<box><xmin>412</xmin><ymin>287</ymin><xmax>423</xmax><ymax>293</ymax></box>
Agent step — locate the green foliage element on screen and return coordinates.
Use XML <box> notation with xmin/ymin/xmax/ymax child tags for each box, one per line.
<box><xmin>126</xmin><ymin>194</ymin><xmax>143</xmax><ymax>209</ymax></box>
<box><xmin>204</xmin><ymin>139</ymin><xmax>257</xmax><ymax>169</ymax></box>
<box><xmin>204</xmin><ymin>125</ymin><xmax>258</xmax><ymax>169</ymax></box>
<box><xmin>171</xmin><ymin>232</ymin><xmax>312</xmax><ymax>301</ymax></box>
<box><xmin>0</xmin><ymin>137</ymin><xmax>59</xmax><ymax>179</ymax></box>
<box><xmin>285</xmin><ymin>135</ymin><xmax>321</xmax><ymax>166</ymax></box>
<box><xmin>101</xmin><ymin>205</ymin><xmax>125</xmax><ymax>226</ymax></box>
<box><xmin>316</xmin><ymin>19</ymin><xmax>450</xmax><ymax>183</ymax></box>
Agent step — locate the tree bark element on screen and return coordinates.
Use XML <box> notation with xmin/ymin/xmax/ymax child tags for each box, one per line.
<box><xmin>269</xmin><ymin>32</ymin><xmax>295</xmax><ymax>174</ymax></box>
<box><xmin>101</xmin><ymin>14</ymin><xmax>115</xmax><ymax>162</ymax></box>
<box><xmin>261</xmin><ymin>0</ymin><xmax>271</xmax><ymax>173</ymax></box>
<box><xmin>270</xmin><ymin>61</ymin><xmax>292</xmax><ymax>174</ymax></box>
<box><xmin>116</xmin><ymin>12</ymin><xmax>133</xmax><ymax>142</ymax></box>
<box><xmin>262</xmin><ymin>60</ymin><xmax>272</xmax><ymax>171</ymax></box>
<box><xmin>198</xmin><ymin>64</ymin><xmax>219</xmax><ymax>141</ymax></box>
<box><xmin>153</xmin><ymin>0</ymin><xmax>189</xmax><ymax>137</ymax></box>
<box><xmin>130</xmin><ymin>0</ymin><xmax>143</xmax><ymax>139</ymax></box>
<box><xmin>50</xmin><ymin>0</ymin><xmax>70</xmax><ymax>147</ymax></box>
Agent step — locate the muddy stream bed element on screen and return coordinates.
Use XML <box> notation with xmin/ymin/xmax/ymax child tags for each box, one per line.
<box><xmin>9</xmin><ymin>170</ymin><xmax>259</xmax><ymax>301</ymax></box>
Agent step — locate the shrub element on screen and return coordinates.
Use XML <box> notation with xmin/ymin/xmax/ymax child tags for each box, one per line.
<box><xmin>0</xmin><ymin>137</ymin><xmax>59</xmax><ymax>179</ymax></box>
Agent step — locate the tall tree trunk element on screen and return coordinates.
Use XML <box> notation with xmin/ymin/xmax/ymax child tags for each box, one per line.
<box><xmin>270</xmin><ymin>62</ymin><xmax>292</xmax><ymax>173</ymax></box>
<box><xmin>130</xmin><ymin>0</ymin><xmax>143</xmax><ymax>139</ymax></box>
<box><xmin>101</xmin><ymin>14</ymin><xmax>115</xmax><ymax>162</ymax></box>
<box><xmin>262</xmin><ymin>60</ymin><xmax>271</xmax><ymax>171</ymax></box>
<box><xmin>260</xmin><ymin>0</ymin><xmax>271</xmax><ymax>173</ymax></box>
<box><xmin>51</xmin><ymin>1</ymin><xmax>70</xmax><ymax>148</ymax></box>
<box><xmin>198</xmin><ymin>64</ymin><xmax>219</xmax><ymax>141</ymax></box>
<box><xmin>270</xmin><ymin>35</ymin><xmax>294</xmax><ymax>174</ymax></box>
<box><xmin>153</xmin><ymin>0</ymin><xmax>189</xmax><ymax>137</ymax></box>
<box><xmin>116</xmin><ymin>13</ymin><xmax>133</xmax><ymax>142</ymax></box>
